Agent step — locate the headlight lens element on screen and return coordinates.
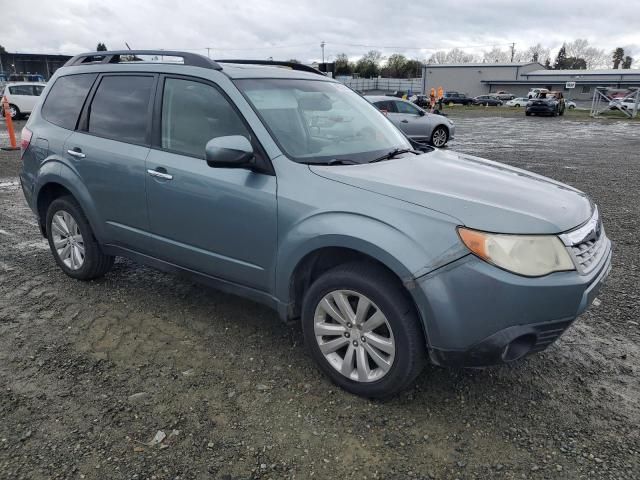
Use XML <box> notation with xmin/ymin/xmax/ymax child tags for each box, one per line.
<box><xmin>458</xmin><ymin>227</ymin><xmax>575</xmax><ymax>277</ymax></box>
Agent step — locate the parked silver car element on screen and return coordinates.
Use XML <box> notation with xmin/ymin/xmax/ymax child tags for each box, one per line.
<box><xmin>366</xmin><ymin>96</ymin><xmax>455</xmax><ymax>147</ymax></box>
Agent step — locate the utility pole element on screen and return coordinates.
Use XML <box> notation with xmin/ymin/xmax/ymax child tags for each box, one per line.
<box><xmin>510</xmin><ymin>42</ymin><xmax>516</xmax><ymax>62</ymax></box>
<box><xmin>320</xmin><ymin>41</ymin><xmax>325</xmax><ymax>65</ymax></box>
<box><xmin>206</xmin><ymin>48</ymin><xmax>211</xmax><ymax>58</ymax></box>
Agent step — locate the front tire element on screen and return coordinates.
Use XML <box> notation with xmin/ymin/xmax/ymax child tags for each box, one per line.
<box><xmin>46</xmin><ymin>196</ymin><xmax>114</xmax><ymax>280</ymax></box>
<box><xmin>430</xmin><ymin>126</ymin><xmax>449</xmax><ymax>147</ymax></box>
<box><xmin>302</xmin><ymin>262</ymin><xmax>426</xmax><ymax>399</ymax></box>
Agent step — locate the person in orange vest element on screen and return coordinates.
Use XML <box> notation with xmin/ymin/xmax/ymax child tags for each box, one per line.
<box><xmin>429</xmin><ymin>87</ymin><xmax>436</xmax><ymax>111</ymax></box>
<box><xmin>437</xmin><ymin>86</ymin><xmax>444</xmax><ymax>112</ymax></box>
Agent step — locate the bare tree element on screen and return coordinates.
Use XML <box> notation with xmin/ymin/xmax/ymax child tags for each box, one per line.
<box><xmin>519</xmin><ymin>43</ymin><xmax>550</xmax><ymax>64</ymax></box>
<box><xmin>622</xmin><ymin>56</ymin><xmax>633</xmax><ymax>69</ymax></box>
<box><xmin>445</xmin><ymin>48</ymin><xmax>476</xmax><ymax>63</ymax></box>
<box><xmin>427</xmin><ymin>51</ymin><xmax>447</xmax><ymax>64</ymax></box>
<box><xmin>483</xmin><ymin>47</ymin><xmax>510</xmax><ymax>63</ymax></box>
<box><xmin>564</xmin><ymin>39</ymin><xmax>607</xmax><ymax>69</ymax></box>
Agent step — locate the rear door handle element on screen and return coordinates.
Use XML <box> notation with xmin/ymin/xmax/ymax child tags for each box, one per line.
<box><xmin>147</xmin><ymin>168</ymin><xmax>173</xmax><ymax>180</ymax></box>
<box><xmin>67</xmin><ymin>148</ymin><xmax>85</xmax><ymax>159</ymax></box>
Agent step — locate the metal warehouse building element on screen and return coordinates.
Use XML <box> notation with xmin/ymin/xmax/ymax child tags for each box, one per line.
<box><xmin>0</xmin><ymin>52</ymin><xmax>71</xmax><ymax>80</ymax></box>
<box><xmin>423</xmin><ymin>63</ymin><xmax>640</xmax><ymax>100</ymax></box>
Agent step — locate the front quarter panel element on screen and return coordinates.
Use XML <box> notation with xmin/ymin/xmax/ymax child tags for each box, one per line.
<box><xmin>273</xmin><ymin>157</ymin><xmax>467</xmax><ymax>304</ymax></box>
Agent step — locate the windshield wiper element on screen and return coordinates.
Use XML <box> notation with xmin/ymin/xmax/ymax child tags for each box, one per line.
<box><xmin>369</xmin><ymin>148</ymin><xmax>419</xmax><ymax>163</ymax></box>
<box><xmin>304</xmin><ymin>158</ymin><xmax>361</xmax><ymax>166</ymax></box>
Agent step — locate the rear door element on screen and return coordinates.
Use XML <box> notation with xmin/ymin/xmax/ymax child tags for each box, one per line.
<box><xmin>144</xmin><ymin>75</ymin><xmax>277</xmax><ymax>290</ymax></box>
<box><xmin>63</xmin><ymin>73</ymin><xmax>156</xmax><ymax>247</ymax></box>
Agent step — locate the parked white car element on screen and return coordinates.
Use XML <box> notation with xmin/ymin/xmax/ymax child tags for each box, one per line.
<box><xmin>608</xmin><ymin>99</ymin><xmax>639</xmax><ymax>111</ymax></box>
<box><xmin>527</xmin><ymin>88</ymin><xmax>549</xmax><ymax>99</ymax></box>
<box><xmin>565</xmin><ymin>100</ymin><xmax>577</xmax><ymax>109</ymax></box>
<box><xmin>505</xmin><ymin>97</ymin><xmax>530</xmax><ymax>107</ymax></box>
<box><xmin>2</xmin><ymin>82</ymin><xmax>46</xmax><ymax>119</ymax></box>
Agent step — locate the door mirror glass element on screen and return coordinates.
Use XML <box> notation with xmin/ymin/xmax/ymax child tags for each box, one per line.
<box><xmin>205</xmin><ymin>135</ymin><xmax>254</xmax><ymax>168</ymax></box>
<box><xmin>417</xmin><ymin>109</ymin><xmax>425</xmax><ymax>116</ymax></box>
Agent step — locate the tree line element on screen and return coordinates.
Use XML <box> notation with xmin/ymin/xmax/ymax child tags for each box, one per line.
<box><xmin>333</xmin><ymin>39</ymin><xmax>634</xmax><ymax>78</ymax></box>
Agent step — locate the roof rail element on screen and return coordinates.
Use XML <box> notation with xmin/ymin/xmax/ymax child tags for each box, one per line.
<box><xmin>64</xmin><ymin>50</ymin><xmax>222</xmax><ymax>70</ymax></box>
<box><xmin>216</xmin><ymin>59</ymin><xmax>325</xmax><ymax>76</ymax></box>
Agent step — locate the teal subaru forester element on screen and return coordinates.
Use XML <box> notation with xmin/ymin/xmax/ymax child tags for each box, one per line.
<box><xmin>19</xmin><ymin>51</ymin><xmax>611</xmax><ymax>397</ymax></box>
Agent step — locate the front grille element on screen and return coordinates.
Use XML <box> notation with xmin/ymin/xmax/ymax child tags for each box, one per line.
<box><xmin>560</xmin><ymin>207</ymin><xmax>609</xmax><ymax>275</ymax></box>
<box><xmin>571</xmin><ymin>236</ymin><xmax>607</xmax><ymax>273</ymax></box>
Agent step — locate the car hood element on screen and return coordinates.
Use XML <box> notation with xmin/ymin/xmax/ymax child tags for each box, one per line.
<box><xmin>310</xmin><ymin>149</ymin><xmax>592</xmax><ymax>234</ymax></box>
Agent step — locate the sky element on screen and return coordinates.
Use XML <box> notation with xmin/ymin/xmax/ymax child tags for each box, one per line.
<box><xmin>3</xmin><ymin>0</ymin><xmax>639</xmax><ymax>66</ymax></box>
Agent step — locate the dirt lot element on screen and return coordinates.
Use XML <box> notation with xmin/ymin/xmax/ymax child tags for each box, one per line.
<box><xmin>1</xmin><ymin>114</ymin><xmax>639</xmax><ymax>480</ymax></box>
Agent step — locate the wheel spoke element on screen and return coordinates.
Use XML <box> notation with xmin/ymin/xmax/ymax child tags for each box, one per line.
<box><xmin>53</xmin><ymin>238</ymin><xmax>67</xmax><ymax>249</ymax></box>
<box><xmin>364</xmin><ymin>343</ymin><xmax>392</xmax><ymax>373</ymax></box>
<box><xmin>318</xmin><ymin>336</ymin><xmax>349</xmax><ymax>355</ymax></box>
<box><xmin>319</xmin><ymin>297</ymin><xmax>347</xmax><ymax>325</ymax></box>
<box><xmin>340</xmin><ymin>344</ymin><xmax>355</xmax><ymax>376</ymax></box>
<box><xmin>59</xmin><ymin>243</ymin><xmax>71</xmax><ymax>261</ymax></box>
<box><xmin>364</xmin><ymin>332</ymin><xmax>395</xmax><ymax>355</ymax></box>
<box><xmin>361</xmin><ymin>310</ymin><xmax>385</xmax><ymax>333</ymax></box>
<box><xmin>332</xmin><ymin>292</ymin><xmax>355</xmax><ymax>323</ymax></box>
<box><xmin>354</xmin><ymin>296</ymin><xmax>371</xmax><ymax>325</ymax></box>
<box><xmin>72</xmin><ymin>246</ymin><xmax>82</xmax><ymax>267</ymax></box>
<box><xmin>75</xmin><ymin>243</ymin><xmax>85</xmax><ymax>256</ymax></box>
<box><xmin>52</xmin><ymin>215</ymin><xmax>68</xmax><ymax>235</ymax></box>
<box><xmin>356</xmin><ymin>345</ymin><xmax>371</xmax><ymax>381</ymax></box>
<box><xmin>315</xmin><ymin>322</ymin><xmax>346</xmax><ymax>336</ymax></box>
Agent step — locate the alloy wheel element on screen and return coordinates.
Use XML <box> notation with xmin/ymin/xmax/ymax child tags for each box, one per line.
<box><xmin>51</xmin><ymin>211</ymin><xmax>85</xmax><ymax>270</ymax></box>
<box><xmin>313</xmin><ymin>290</ymin><xmax>395</xmax><ymax>383</ymax></box>
<box><xmin>432</xmin><ymin>128</ymin><xmax>447</xmax><ymax>147</ymax></box>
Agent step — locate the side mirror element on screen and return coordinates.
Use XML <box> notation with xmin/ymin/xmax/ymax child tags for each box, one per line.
<box><xmin>205</xmin><ymin>136</ymin><xmax>254</xmax><ymax>169</ymax></box>
<box><xmin>417</xmin><ymin>109</ymin><xmax>425</xmax><ymax>116</ymax></box>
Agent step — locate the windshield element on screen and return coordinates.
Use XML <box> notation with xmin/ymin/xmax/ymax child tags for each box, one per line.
<box><xmin>235</xmin><ymin>78</ymin><xmax>411</xmax><ymax>163</ymax></box>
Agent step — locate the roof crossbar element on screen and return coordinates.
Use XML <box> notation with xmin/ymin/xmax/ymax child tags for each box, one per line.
<box><xmin>64</xmin><ymin>50</ymin><xmax>222</xmax><ymax>70</ymax></box>
<box><xmin>216</xmin><ymin>59</ymin><xmax>325</xmax><ymax>76</ymax></box>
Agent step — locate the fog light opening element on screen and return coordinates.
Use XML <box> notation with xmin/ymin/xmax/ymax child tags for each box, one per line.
<box><xmin>502</xmin><ymin>334</ymin><xmax>536</xmax><ymax>362</ymax></box>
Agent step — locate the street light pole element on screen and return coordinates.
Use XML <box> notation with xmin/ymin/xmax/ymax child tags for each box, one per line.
<box><xmin>320</xmin><ymin>41</ymin><xmax>325</xmax><ymax>65</ymax></box>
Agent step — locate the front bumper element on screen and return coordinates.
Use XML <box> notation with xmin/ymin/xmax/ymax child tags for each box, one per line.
<box><xmin>526</xmin><ymin>105</ymin><xmax>555</xmax><ymax>114</ymax></box>
<box><xmin>411</xmin><ymin>244</ymin><xmax>612</xmax><ymax>368</ymax></box>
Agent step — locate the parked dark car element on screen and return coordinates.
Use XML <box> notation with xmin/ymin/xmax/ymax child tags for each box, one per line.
<box><xmin>413</xmin><ymin>94</ymin><xmax>431</xmax><ymax>108</ymax></box>
<box><xmin>442</xmin><ymin>91</ymin><xmax>473</xmax><ymax>105</ymax></box>
<box><xmin>472</xmin><ymin>95</ymin><xmax>503</xmax><ymax>106</ymax></box>
<box><xmin>526</xmin><ymin>91</ymin><xmax>566</xmax><ymax>116</ymax></box>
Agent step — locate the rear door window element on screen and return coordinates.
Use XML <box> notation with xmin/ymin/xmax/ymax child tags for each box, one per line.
<box><xmin>87</xmin><ymin>75</ymin><xmax>154</xmax><ymax>145</ymax></box>
<box><xmin>374</xmin><ymin>100</ymin><xmax>397</xmax><ymax>112</ymax></box>
<box><xmin>41</xmin><ymin>74</ymin><xmax>97</xmax><ymax>130</ymax></box>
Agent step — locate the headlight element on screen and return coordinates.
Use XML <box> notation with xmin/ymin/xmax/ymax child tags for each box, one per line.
<box><xmin>458</xmin><ymin>227</ymin><xmax>575</xmax><ymax>277</ymax></box>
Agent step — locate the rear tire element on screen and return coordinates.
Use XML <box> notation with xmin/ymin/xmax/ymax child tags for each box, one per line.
<box><xmin>302</xmin><ymin>262</ymin><xmax>426</xmax><ymax>399</ymax></box>
<box><xmin>8</xmin><ymin>104</ymin><xmax>20</xmax><ymax>119</ymax></box>
<box><xmin>46</xmin><ymin>196</ymin><xmax>114</xmax><ymax>280</ymax></box>
<box><xmin>525</xmin><ymin>111</ymin><xmax>532</xmax><ymax>116</ymax></box>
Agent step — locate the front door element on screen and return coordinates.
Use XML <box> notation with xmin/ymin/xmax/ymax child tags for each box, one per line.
<box><xmin>391</xmin><ymin>100</ymin><xmax>426</xmax><ymax>139</ymax></box>
<box><xmin>145</xmin><ymin>76</ymin><xmax>277</xmax><ymax>291</ymax></box>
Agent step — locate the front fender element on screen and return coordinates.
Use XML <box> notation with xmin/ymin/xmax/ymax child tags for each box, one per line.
<box><xmin>274</xmin><ymin>210</ymin><xmax>466</xmax><ymax>304</ymax></box>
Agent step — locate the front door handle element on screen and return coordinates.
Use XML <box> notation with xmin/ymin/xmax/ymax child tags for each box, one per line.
<box><xmin>401</xmin><ymin>119</ymin><xmax>409</xmax><ymax>123</ymax></box>
<box><xmin>147</xmin><ymin>168</ymin><xmax>173</xmax><ymax>180</ymax></box>
<box><xmin>67</xmin><ymin>148</ymin><xmax>85</xmax><ymax>159</ymax></box>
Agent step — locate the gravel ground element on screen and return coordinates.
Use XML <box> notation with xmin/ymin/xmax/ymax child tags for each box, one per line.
<box><xmin>0</xmin><ymin>114</ymin><xmax>639</xmax><ymax>480</ymax></box>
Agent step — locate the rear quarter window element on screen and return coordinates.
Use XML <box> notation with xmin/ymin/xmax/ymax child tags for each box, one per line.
<box><xmin>41</xmin><ymin>74</ymin><xmax>97</xmax><ymax>130</ymax></box>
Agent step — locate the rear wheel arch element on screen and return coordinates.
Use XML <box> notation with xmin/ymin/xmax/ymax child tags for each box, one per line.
<box><xmin>37</xmin><ymin>182</ymin><xmax>74</xmax><ymax>236</ymax></box>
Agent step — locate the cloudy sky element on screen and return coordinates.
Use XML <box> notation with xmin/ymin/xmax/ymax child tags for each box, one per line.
<box><xmin>4</xmin><ymin>0</ymin><xmax>639</xmax><ymax>65</ymax></box>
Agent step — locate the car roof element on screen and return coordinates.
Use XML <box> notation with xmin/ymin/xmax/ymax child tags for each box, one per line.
<box><xmin>60</xmin><ymin>50</ymin><xmax>332</xmax><ymax>82</ymax></box>
<box><xmin>364</xmin><ymin>95</ymin><xmax>406</xmax><ymax>102</ymax></box>
<box><xmin>5</xmin><ymin>82</ymin><xmax>47</xmax><ymax>86</ymax></box>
